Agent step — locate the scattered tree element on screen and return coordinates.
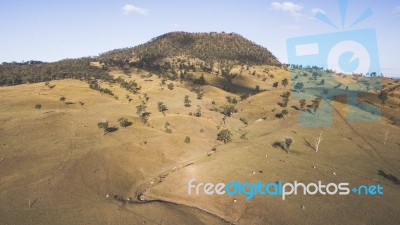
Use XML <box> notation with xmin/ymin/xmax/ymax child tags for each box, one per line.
<box><xmin>184</xmin><ymin>95</ymin><xmax>191</xmax><ymax>107</ymax></box>
<box><xmin>157</xmin><ymin>101</ymin><xmax>168</xmax><ymax>114</ymax></box>
<box><xmin>294</xmin><ymin>82</ymin><xmax>304</xmax><ymax>92</ymax></box>
<box><xmin>167</xmin><ymin>83</ymin><xmax>174</xmax><ymax>90</ymax></box>
<box><xmin>281</xmin><ymin>78</ymin><xmax>288</xmax><ymax>89</ymax></box>
<box><xmin>194</xmin><ymin>105</ymin><xmax>202</xmax><ymax>117</ymax></box>
<box><xmin>220</xmin><ymin>104</ymin><xmax>237</xmax><ymax>117</ymax></box>
<box><xmin>118</xmin><ymin>117</ymin><xmax>132</xmax><ymax>128</ymax></box>
<box><xmin>217</xmin><ymin>129</ymin><xmax>232</xmax><ymax>143</ymax></box>
<box><xmin>378</xmin><ymin>90</ymin><xmax>388</xmax><ymax>107</ymax></box>
<box><xmin>165</xmin><ymin>121</ymin><xmax>172</xmax><ymax>133</ymax></box>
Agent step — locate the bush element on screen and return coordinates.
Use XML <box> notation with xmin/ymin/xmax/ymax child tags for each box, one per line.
<box><xmin>35</xmin><ymin>103</ymin><xmax>42</xmax><ymax>110</ymax></box>
<box><xmin>185</xmin><ymin>136</ymin><xmax>191</xmax><ymax>143</ymax></box>
<box><xmin>118</xmin><ymin>117</ymin><xmax>132</xmax><ymax>128</ymax></box>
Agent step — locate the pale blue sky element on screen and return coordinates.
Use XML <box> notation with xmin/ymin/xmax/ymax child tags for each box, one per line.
<box><xmin>0</xmin><ymin>0</ymin><xmax>399</xmax><ymax>77</ymax></box>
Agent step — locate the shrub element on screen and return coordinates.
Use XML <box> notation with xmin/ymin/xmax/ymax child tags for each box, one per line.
<box><xmin>35</xmin><ymin>103</ymin><xmax>42</xmax><ymax>110</ymax></box>
<box><xmin>185</xmin><ymin>136</ymin><xmax>191</xmax><ymax>143</ymax></box>
<box><xmin>118</xmin><ymin>117</ymin><xmax>131</xmax><ymax>128</ymax></box>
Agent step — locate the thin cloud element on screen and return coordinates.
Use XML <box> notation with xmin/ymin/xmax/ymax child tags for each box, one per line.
<box><xmin>122</xmin><ymin>4</ymin><xmax>148</xmax><ymax>15</ymax></box>
<box><xmin>271</xmin><ymin>2</ymin><xmax>304</xmax><ymax>18</ymax></box>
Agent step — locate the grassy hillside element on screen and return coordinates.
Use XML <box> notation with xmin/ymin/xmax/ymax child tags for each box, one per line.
<box><xmin>0</xmin><ymin>63</ymin><xmax>399</xmax><ymax>224</ymax></box>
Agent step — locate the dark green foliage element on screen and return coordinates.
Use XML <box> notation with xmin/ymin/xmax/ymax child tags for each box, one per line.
<box><xmin>0</xmin><ymin>58</ymin><xmax>111</xmax><ymax>86</ymax></box>
<box><xmin>226</xmin><ymin>96</ymin><xmax>238</xmax><ymax>104</ymax></box>
<box><xmin>88</xmin><ymin>80</ymin><xmax>114</xmax><ymax>96</ymax></box>
<box><xmin>272</xmin><ymin>137</ymin><xmax>294</xmax><ymax>153</ymax></box>
<box><xmin>194</xmin><ymin>105</ymin><xmax>202</xmax><ymax>117</ymax></box>
<box><xmin>97</xmin><ymin>121</ymin><xmax>109</xmax><ymax>135</ymax></box>
<box><xmin>273</xmin><ymin>81</ymin><xmax>279</xmax><ymax>88</ymax></box>
<box><xmin>157</xmin><ymin>101</ymin><xmax>168</xmax><ymax>114</ymax></box>
<box><xmin>118</xmin><ymin>117</ymin><xmax>132</xmax><ymax>128</ymax></box>
<box><xmin>217</xmin><ymin>129</ymin><xmax>232</xmax><ymax>143</ymax></box>
<box><xmin>281</xmin><ymin>78</ymin><xmax>288</xmax><ymax>89</ymax></box>
<box><xmin>98</xmin><ymin>32</ymin><xmax>280</xmax><ymax>74</ymax></box>
<box><xmin>220</xmin><ymin>104</ymin><xmax>237</xmax><ymax>117</ymax></box>
<box><xmin>35</xmin><ymin>103</ymin><xmax>42</xmax><ymax>110</ymax></box>
<box><xmin>294</xmin><ymin>82</ymin><xmax>304</xmax><ymax>92</ymax></box>
<box><xmin>136</xmin><ymin>103</ymin><xmax>150</xmax><ymax>123</ymax></box>
<box><xmin>194</xmin><ymin>74</ymin><xmax>206</xmax><ymax>85</ymax></box>
<box><xmin>184</xmin><ymin>95</ymin><xmax>191</xmax><ymax>107</ymax></box>
<box><xmin>184</xmin><ymin>136</ymin><xmax>191</xmax><ymax>143</ymax></box>
<box><xmin>116</xmin><ymin>78</ymin><xmax>141</xmax><ymax>94</ymax></box>
<box><xmin>167</xmin><ymin>83</ymin><xmax>174</xmax><ymax>90</ymax></box>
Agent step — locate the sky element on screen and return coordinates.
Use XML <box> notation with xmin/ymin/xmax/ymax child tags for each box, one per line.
<box><xmin>0</xmin><ymin>0</ymin><xmax>399</xmax><ymax>77</ymax></box>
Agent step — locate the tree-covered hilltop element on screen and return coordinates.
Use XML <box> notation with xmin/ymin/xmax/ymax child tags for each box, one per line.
<box><xmin>0</xmin><ymin>57</ymin><xmax>111</xmax><ymax>86</ymax></box>
<box><xmin>98</xmin><ymin>32</ymin><xmax>280</xmax><ymax>71</ymax></box>
<box><xmin>0</xmin><ymin>32</ymin><xmax>281</xmax><ymax>86</ymax></box>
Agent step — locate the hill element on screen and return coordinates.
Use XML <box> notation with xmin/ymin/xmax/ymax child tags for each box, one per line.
<box><xmin>0</xmin><ymin>32</ymin><xmax>400</xmax><ymax>225</ymax></box>
<box><xmin>98</xmin><ymin>32</ymin><xmax>280</xmax><ymax>72</ymax></box>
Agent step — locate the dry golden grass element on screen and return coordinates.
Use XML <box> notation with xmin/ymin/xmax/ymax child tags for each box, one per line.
<box><xmin>0</xmin><ymin>67</ymin><xmax>399</xmax><ymax>224</ymax></box>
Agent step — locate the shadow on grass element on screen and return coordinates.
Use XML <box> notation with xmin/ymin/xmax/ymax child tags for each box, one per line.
<box><xmin>106</xmin><ymin>127</ymin><xmax>119</xmax><ymax>133</ymax></box>
<box><xmin>378</xmin><ymin>170</ymin><xmax>400</xmax><ymax>185</ymax></box>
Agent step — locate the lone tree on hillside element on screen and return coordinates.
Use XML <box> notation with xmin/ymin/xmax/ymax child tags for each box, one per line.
<box><xmin>136</xmin><ymin>103</ymin><xmax>151</xmax><ymax>124</ymax></box>
<box><xmin>281</xmin><ymin>78</ymin><xmax>288</xmax><ymax>89</ymax></box>
<box><xmin>217</xmin><ymin>129</ymin><xmax>232</xmax><ymax>144</ymax></box>
<box><xmin>184</xmin><ymin>95</ymin><xmax>191</xmax><ymax>107</ymax></box>
<box><xmin>157</xmin><ymin>101</ymin><xmax>168</xmax><ymax>115</ymax></box>
<box><xmin>378</xmin><ymin>90</ymin><xmax>388</xmax><ymax>107</ymax></box>
<box><xmin>98</xmin><ymin>121</ymin><xmax>109</xmax><ymax>135</ymax></box>
<box><xmin>220</xmin><ymin>104</ymin><xmax>237</xmax><ymax>117</ymax></box>
<box><xmin>272</xmin><ymin>81</ymin><xmax>279</xmax><ymax>88</ymax></box>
